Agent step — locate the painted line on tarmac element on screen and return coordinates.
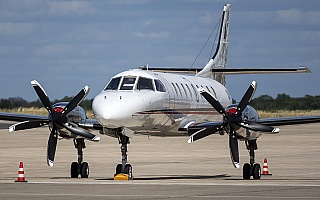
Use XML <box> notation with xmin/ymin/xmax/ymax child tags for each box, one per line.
<box><xmin>0</xmin><ymin>192</ymin><xmax>319</xmax><ymax>199</ymax></box>
<box><xmin>25</xmin><ymin>180</ymin><xmax>320</xmax><ymax>187</ymax></box>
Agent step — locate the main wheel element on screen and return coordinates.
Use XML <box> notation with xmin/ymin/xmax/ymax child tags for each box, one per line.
<box><xmin>71</xmin><ymin>162</ymin><xmax>79</xmax><ymax>178</ymax></box>
<box><xmin>80</xmin><ymin>162</ymin><xmax>89</xmax><ymax>178</ymax></box>
<box><xmin>243</xmin><ymin>163</ymin><xmax>251</xmax><ymax>180</ymax></box>
<box><xmin>253</xmin><ymin>163</ymin><xmax>261</xmax><ymax>179</ymax></box>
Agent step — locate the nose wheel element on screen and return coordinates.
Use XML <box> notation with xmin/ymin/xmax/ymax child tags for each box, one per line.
<box><xmin>70</xmin><ymin>138</ymin><xmax>89</xmax><ymax>178</ymax></box>
<box><xmin>243</xmin><ymin>140</ymin><xmax>261</xmax><ymax>180</ymax></box>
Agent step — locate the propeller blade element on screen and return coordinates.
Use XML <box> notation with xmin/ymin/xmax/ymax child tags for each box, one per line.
<box><xmin>60</xmin><ymin>85</ymin><xmax>90</xmax><ymax>117</ymax></box>
<box><xmin>229</xmin><ymin>128</ymin><xmax>240</xmax><ymax>168</ymax></box>
<box><xmin>47</xmin><ymin>126</ymin><xmax>58</xmax><ymax>167</ymax></box>
<box><xmin>198</xmin><ymin>87</ymin><xmax>226</xmax><ymax>116</ymax></box>
<box><xmin>31</xmin><ymin>80</ymin><xmax>53</xmax><ymax>114</ymax></box>
<box><xmin>236</xmin><ymin>81</ymin><xmax>257</xmax><ymax>115</ymax></box>
<box><xmin>61</xmin><ymin>123</ymin><xmax>100</xmax><ymax>141</ymax></box>
<box><xmin>239</xmin><ymin>121</ymin><xmax>279</xmax><ymax>133</ymax></box>
<box><xmin>188</xmin><ymin>123</ymin><xmax>223</xmax><ymax>143</ymax></box>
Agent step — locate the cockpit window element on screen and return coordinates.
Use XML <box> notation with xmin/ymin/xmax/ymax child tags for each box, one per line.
<box><xmin>155</xmin><ymin>79</ymin><xmax>166</xmax><ymax>92</ymax></box>
<box><xmin>105</xmin><ymin>77</ymin><xmax>121</xmax><ymax>91</ymax></box>
<box><xmin>137</xmin><ymin>77</ymin><xmax>154</xmax><ymax>91</ymax></box>
<box><xmin>120</xmin><ymin>76</ymin><xmax>136</xmax><ymax>90</ymax></box>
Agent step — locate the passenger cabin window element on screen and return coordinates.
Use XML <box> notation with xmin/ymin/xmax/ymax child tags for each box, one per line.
<box><xmin>105</xmin><ymin>77</ymin><xmax>121</xmax><ymax>91</ymax></box>
<box><xmin>137</xmin><ymin>77</ymin><xmax>154</xmax><ymax>90</ymax></box>
<box><xmin>155</xmin><ymin>79</ymin><xmax>166</xmax><ymax>92</ymax></box>
<box><xmin>120</xmin><ymin>76</ymin><xmax>136</xmax><ymax>90</ymax></box>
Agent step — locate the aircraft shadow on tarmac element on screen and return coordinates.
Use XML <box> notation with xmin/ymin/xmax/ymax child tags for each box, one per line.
<box><xmin>95</xmin><ymin>174</ymin><xmax>230</xmax><ymax>181</ymax></box>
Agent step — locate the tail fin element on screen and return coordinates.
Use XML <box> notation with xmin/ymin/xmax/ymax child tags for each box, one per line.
<box><xmin>196</xmin><ymin>4</ymin><xmax>231</xmax><ymax>85</ymax></box>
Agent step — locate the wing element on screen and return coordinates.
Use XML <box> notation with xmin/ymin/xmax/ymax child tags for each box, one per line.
<box><xmin>0</xmin><ymin>112</ymin><xmax>49</xmax><ymax>132</ymax></box>
<box><xmin>259</xmin><ymin>115</ymin><xmax>320</xmax><ymax>126</ymax></box>
<box><xmin>0</xmin><ymin>112</ymin><xmax>48</xmax><ymax>122</ymax></box>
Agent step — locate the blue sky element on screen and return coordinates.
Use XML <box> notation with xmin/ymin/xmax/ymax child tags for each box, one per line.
<box><xmin>1</xmin><ymin>0</ymin><xmax>320</xmax><ymax>102</ymax></box>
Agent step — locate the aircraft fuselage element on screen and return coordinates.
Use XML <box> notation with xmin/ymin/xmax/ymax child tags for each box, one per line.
<box><xmin>92</xmin><ymin>69</ymin><xmax>232</xmax><ymax>136</ymax></box>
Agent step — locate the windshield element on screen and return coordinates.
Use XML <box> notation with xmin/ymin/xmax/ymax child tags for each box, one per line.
<box><xmin>120</xmin><ymin>76</ymin><xmax>136</xmax><ymax>90</ymax></box>
<box><xmin>137</xmin><ymin>77</ymin><xmax>154</xmax><ymax>90</ymax></box>
<box><xmin>105</xmin><ymin>77</ymin><xmax>121</xmax><ymax>91</ymax></box>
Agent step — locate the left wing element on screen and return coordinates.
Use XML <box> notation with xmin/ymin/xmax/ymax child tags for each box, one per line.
<box><xmin>0</xmin><ymin>112</ymin><xmax>48</xmax><ymax>122</ymax></box>
<box><xmin>0</xmin><ymin>112</ymin><xmax>49</xmax><ymax>131</ymax></box>
<box><xmin>0</xmin><ymin>112</ymin><xmax>103</xmax><ymax>131</ymax></box>
<box><xmin>258</xmin><ymin>115</ymin><xmax>320</xmax><ymax>127</ymax></box>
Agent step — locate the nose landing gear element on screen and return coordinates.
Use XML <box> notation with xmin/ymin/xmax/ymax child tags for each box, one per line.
<box><xmin>114</xmin><ymin>134</ymin><xmax>133</xmax><ymax>180</ymax></box>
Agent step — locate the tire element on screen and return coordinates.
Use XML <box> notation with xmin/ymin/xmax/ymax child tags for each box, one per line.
<box><xmin>80</xmin><ymin>162</ymin><xmax>89</xmax><ymax>178</ymax></box>
<box><xmin>71</xmin><ymin>162</ymin><xmax>79</xmax><ymax>178</ymax></box>
<box><xmin>253</xmin><ymin>163</ymin><xmax>261</xmax><ymax>179</ymax></box>
<box><xmin>116</xmin><ymin>164</ymin><xmax>122</xmax><ymax>174</ymax></box>
<box><xmin>243</xmin><ymin>163</ymin><xmax>251</xmax><ymax>180</ymax></box>
<box><xmin>124</xmin><ymin>164</ymin><xmax>132</xmax><ymax>179</ymax></box>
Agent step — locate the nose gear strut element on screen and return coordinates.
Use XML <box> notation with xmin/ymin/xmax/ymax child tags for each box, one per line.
<box><xmin>114</xmin><ymin>133</ymin><xmax>133</xmax><ymax>180</ymax></box>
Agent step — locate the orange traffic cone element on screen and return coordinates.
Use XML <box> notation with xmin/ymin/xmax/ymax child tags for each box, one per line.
<box><xmin>15</xmin><ymin>162</ymin><xmax>28</xmax><ymax>182</ymax></box>
<box><xmin>262</xmin><ymin>158</ymin><xmax>272</xmax><ymax>176</ymax></box>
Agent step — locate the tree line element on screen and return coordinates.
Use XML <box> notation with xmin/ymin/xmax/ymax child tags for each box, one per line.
<box><xmin>0</xmin><ymin>96</ymin><xmax>93</xmax><ymax>111</ymax></box>
<box><xmin>1</xmin><ymin>93</ymin><xmax>320</xmax><ymax>111</ymax></box>
<box><xmin>250</xmin><ymin>94</ymin><xmax>320</xmax><ymax>111</ymax></box>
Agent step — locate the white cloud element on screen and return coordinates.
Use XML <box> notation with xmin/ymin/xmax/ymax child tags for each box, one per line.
<box><xmin>148</xmin><ymin>31</ymin><xmax>170</xmax><ymax>39</ymax></box>
<box><xmin>34</xmin><ymin>44</ymin><xmax>74</xmax><ymax>56</ymax></box>
<box><xmin>47</xmin><ymin>1</ymin><xmax>96</xmax><ymax>16</ymax></box>
<box><xmin>0</xmin><ymin>22</ymin><xmax>37</xmax><ymax>37</ymax></box>
<box><xmin>241</xmin><ymin>9</ymin><xmax>320</xmax><ymax>27</ymax></box>
<box><xmin>132</xmin><ymin>31</ymin><xmax>170</xmax><ymax>39</ymax></box>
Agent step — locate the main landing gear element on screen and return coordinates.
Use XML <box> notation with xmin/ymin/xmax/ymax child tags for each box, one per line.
<box><xmin>71</xmin><ymin>138</ymin><xmax>89</xmax><ymax>178</ymax></box>
<box><xmin>114</xmin><ymin>134</ymin><xmax>133</xmax><ymax>180</ymax></box>
<box><xmin>243</xmin><ymin>139</ymin><xmax>261</xmax><ymax>180</ymax></box>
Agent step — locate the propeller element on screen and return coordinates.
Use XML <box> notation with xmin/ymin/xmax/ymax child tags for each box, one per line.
<box><xmin>9</xmin><ymin>80</ymin><xmax>99</xmax><ymax>166</ymax></box>
<box><xmin>187</xmin><ymin>81</ymin><xmax>277</xmax><ymax>168</ymax></box>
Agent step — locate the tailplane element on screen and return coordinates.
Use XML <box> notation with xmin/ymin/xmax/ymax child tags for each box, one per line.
<box><xmin>196</xmin><ymin>4</ymin><xmax>231</xmax><ymax>85</ymax></box>
<box><xmin>138</xmin><ymin>4</ymin><xmax>310</xmax><ymax>77</ymax></box>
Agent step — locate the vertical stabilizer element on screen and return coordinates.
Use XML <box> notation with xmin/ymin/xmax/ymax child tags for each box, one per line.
<box><xmin>196</xmin><ymin>4</ymin><xmax>231</xmax><ymax>85</ymax></box>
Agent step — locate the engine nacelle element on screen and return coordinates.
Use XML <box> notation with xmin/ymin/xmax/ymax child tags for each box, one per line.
<box><xmin>52</xmin><ymin>102</ymin><xmax>87</xmax><ymax>123</ymax></box>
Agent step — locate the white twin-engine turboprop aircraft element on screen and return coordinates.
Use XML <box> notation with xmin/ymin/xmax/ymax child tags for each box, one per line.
<box><xmin>1</xmin><ymin>4</ymin><xmax>320</xmax><ymax>180</ymax></box>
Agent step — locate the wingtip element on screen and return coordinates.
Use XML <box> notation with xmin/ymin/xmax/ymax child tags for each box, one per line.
<box><xmin>187</xmin><ymin>137</ymin><xmax>193</xmax><ymax>143</ymax></box>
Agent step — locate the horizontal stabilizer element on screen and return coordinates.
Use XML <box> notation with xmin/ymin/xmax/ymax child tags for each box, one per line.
<box><xmin>138</xmin><ymin>66</ymin><xmax>310</xmax><ymax>75</ymax></box>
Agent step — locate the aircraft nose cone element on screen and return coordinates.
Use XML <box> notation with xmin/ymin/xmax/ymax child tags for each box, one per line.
<box><xmin>92</xmin><ymin>92</ymin><xmax>133</xmax><ymax>128</ymax></box>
